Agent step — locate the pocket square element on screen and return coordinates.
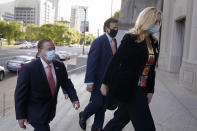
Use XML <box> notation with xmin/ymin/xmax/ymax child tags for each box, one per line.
<box><xmin>55</xmin><ymin>67</ymin><xmax>60</xmax><ymax>69</ymax></box>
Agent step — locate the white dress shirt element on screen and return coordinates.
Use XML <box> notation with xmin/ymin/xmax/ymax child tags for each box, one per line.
<box><xmin>105</xmin><ymin>33</ymin><xmax>113</xmax><ymax>45</ymax></box>
<box><xmin>40</xmin><ymin>58</ymin><xmax>57</xmax><ymax>87</ymax></box>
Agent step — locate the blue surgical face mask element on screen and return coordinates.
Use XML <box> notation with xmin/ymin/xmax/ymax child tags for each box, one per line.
<box><xmin>45</xmin><ymin>50</ymin><xmax>56</xmax><ymax>62</ymax></box>
<box><xmin>148</xmin><ymin>25</ymin><xmax>160</xmax><ymax>34</ymax></box>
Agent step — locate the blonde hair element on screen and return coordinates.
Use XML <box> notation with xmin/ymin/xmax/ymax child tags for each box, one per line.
<box><xmin>129</xmin><ymin>7</ymin><xmax>162</xmax><ymax>43</ymax></box>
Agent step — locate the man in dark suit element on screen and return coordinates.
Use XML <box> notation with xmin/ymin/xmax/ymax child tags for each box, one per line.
<box><xmin>79</xmin><ymin>18</ymin><xmax>118</xmax><ymax>131</ymax></box>
<box><xmin>15</xmin><ymin>38</ymin><xmax>80</xmax><ymax>131</ymax></box>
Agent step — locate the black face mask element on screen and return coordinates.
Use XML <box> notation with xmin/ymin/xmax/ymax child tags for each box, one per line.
<box><xmin>109</xmin><ymin>29</ymin><xmax>118</xmax><ymax>38</ymax></box>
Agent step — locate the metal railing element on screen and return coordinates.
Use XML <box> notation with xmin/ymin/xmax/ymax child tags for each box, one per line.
<box><xmin>0</xmin><ymin>88</ymin><xmax>15</xmax><ymax>117</ymax></box>
<box><xmin>67</xmin><ymin>65</ymin><xmax>86</xmax><ymax>75</ymax></box>
<box><xmin>0</xmin><ymin>65</ymin><xmax>86</xmax><ymax>117</ymax></box>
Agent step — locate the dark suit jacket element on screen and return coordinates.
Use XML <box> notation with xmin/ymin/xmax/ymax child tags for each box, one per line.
<box><xmin>85</xmin><ymin>33</ymin><xmax>117</xmax><ymax>89</ymax></box>
<box><xmin>14</xmin><ymin>58</ymin><xmax>78</xmax><ymax>124</ymax></box>
<box><xmin>102</xmin><ymin>33</ymin><xmax>159</xmax><ymax>102</ymax></box>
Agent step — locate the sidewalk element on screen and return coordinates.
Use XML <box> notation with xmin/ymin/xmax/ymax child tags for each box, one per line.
<box><xmin>154</xmin><ymin>69</ymin><xmax>197</xmax><ymax>131</ymax></box>
<box><xmin>0</xmin><ymin>70</ymin><xmax>197</xmax><ymax>131</ymax></box>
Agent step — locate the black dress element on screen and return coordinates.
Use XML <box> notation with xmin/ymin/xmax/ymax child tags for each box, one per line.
<box><xmin>102</xmin><ymin>33</ymin><xmax>159</xmax><ymax>131</ymax></box>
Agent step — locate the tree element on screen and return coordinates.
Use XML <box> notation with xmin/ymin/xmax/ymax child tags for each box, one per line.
<box><xmin>0</xmin><ymin>21</ymin><xmax>23</xmax><ymax>44</ymax></box>
<box><xmin>26</xmin><ymin>24</ymin><xmax>39</xmax><ymax>41</ymax></box>
<box><xmin>38</xmin><ymin>23</ymin><xmax>74</xmax><ymax>45</ymax></box>
<box><xmin>13</xmin><ymin>22</ymin><xmax>25</xmax><ymax>40</ymax></box>
<box><xmin>0</xmin><ymin>21</ymin><xmax>24</xmax><ymax>44</ymax></box>
<box><xmin>0</xmin><ymin>21</ymin><xmax>7</xmax><ymax>39</ymax></box>
<box><xmin>69</xmin><ymin>28</ymin><xmax>80</xmax><ymax>44</ymax></box>
<box><xmin>112</xmin><ymin>10</ymin><xmax>120</xmax><ymax>20</ymax></box>
<box><xmin>0</xmin><ymin>20</ymin><xmax>95</xmax><ymax>45</ymax></box>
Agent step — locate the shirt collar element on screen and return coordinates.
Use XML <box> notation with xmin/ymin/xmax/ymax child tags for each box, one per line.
<box><xmin>40</xmin><ymin>57</ymin><xmax>52</xmax><ymax>68</ymax></box>
<box><xmin>105</xmin><ymin>33</ymin><xmax>113</xmax><ymax>43</ymax></box>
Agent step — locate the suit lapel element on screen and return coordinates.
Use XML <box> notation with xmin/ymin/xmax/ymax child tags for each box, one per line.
<box><xmin>52</xmin><ymin>60</ymin><xmax>60</xmax><ymax>92</ymax></box>
<box><xmin>103</xmin><ymin>34</ymin><xmax>113</xmax><ymax>56</ymax></box>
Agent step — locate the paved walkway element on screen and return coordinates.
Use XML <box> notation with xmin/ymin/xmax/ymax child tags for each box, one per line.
<box><xmin>0</xmin><ymin>69</ymin><xmax>197</xmax><ymax>131</ymax></box>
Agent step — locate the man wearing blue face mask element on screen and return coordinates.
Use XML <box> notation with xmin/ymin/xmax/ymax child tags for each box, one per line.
<box><xmin>15</xmin><ymin>38</ymin><xmax>80</xmax><ymax>131</ymax></box>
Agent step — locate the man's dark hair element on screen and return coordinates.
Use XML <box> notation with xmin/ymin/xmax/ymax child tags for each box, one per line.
<box><xmin>103</xmin><ymin>18</ymin><xmax>118</xmax><ymax>32</ymax></box>
<box><xmin>37</xmin><ymin>38</ymin><xmax>53</xmax><ymax>49</ymax></box>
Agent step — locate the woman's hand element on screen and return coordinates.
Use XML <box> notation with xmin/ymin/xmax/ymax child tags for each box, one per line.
<box><xmin>147</xmin><ymin>93</ymin><xmax>153</xmax><ymax>104</ymax></box>
<box><xmin>100</xmin><ymin>84</ymin><xmax>108</xmax><ymax>96</ymax></box>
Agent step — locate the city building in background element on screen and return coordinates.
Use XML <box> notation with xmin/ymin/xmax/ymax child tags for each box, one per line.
<box><xmin>55</xmin><ymin>17</ymin><xmax>70</xmax><ymax>26</ymax></box>
<box><xmin>48</xmin><ymin>0</ymin><xmax>60</xmax><ymax>21</ymax></box>
<box><xmin>0</xmin><ymin>1</ymin><xmax>15</xmax><ymax>21</ymax></box>
<box><xmin>0</xmin><ymin>12</ymin><xmax>14</xmax><ymax>21</ymax></box>
<box><xmin>14</xmin><ymin>0</ymin><xmax>55</xmax><ymax>26</ymax></box>
<box><xmin>70</xmin><ymin>5</ymin><xmax>89</xmax><ymax>32</ymax></box>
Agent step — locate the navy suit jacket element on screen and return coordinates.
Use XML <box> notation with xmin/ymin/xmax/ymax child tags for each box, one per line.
<box><xmin>85</xmin><ymin>33</ymin><xmax>117</xmax><ymax>89</ymax></box>
<box><xmin>14</xmin><ymin>58</ymin><xmax>78</xmax><ymax>124</ymax></box>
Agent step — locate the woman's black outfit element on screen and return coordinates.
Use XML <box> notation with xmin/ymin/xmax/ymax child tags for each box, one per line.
<box><xmin>102</xmin><ymin>33</ymin><xmax>159</xmax><ymax>131</ymax></box>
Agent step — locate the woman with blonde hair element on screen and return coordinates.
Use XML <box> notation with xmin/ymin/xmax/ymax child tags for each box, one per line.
<box><xmin>100</xmin><ymin>7</ymin><xmax>162</xmax><ymax>131</ymax></box>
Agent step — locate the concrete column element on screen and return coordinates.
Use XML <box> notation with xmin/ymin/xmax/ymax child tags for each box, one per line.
<box><xmin>158</xmin><ymin>0</ymin><xmax>175</xmax><ymax>72</ymax></box>
<box><xmin>179</xmin><ymin>0</ymin><xmax>197</xmax><ymax>92</ymax></box>
<box><xmin>187</xmin><ymin>0</ymin><xmax>197</xmax><ymax>63</ymax></box>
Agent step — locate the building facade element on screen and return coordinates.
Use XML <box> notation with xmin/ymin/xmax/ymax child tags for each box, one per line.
<box><xmin>70</xmin><ymin>6</ymin><xmax>88</xmax><ymax>32</ymax></box>
<box><xmin>158</xmin><ymin>0</ymin><xmax>197</xmax><ymax>92</ymax></box>
<box><xmin>55</xmin><ymin>18</ymin><xmax>70</xmax><ymax>27</ymax></box>
<box><xmin>0</xmin><ymin>12</ymin><xmax>14</xmax><ymax>21</ymax></box>
<box><xmin>0</xmin><ymin>1</ymin><xmax>15</xmax><ymax>21</ymax></box>
<box><xmin>14</xmin><ymin>0</ymin><xmax>55</xmax><ymax>26</ymax></box>
<box><xmin>48</xmin><ymin>0</ymin><xmax>60</xmax><ymax>21</ymax></box>
<box><xmin>40</xmin><ymin>0</ymin><xmax>55</xmax><ymax>25</ymax></box>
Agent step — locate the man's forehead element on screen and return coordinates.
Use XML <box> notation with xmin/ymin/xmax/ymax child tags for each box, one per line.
<box><xmin>43</xmin><ymin>41</ymin><xmax>54</xmax><ymax>47</ymax></box>
<box><xmin>110</xmin><ymin>22</ymin><xmax>118</xmax><ymax>27</ymax></box>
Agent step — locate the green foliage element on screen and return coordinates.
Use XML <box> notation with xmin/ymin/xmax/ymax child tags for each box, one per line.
<box><xmin>0</xmin><ymin>20</ymin><xmax>95</xmax><ymax>46</ymax></box>
<box><xmin>68</xmin><ymin>28</ymin><xmax>80</xmax><ymax>44</ymax></box>
<box><xmin>0</xmin><ymin>21</ymin><xmax>24</xmax><ymax>44</ymax></box>
<box><xmin>26</xmin><ymin>24</ymin><xmax>40</xmax><ymax>41</ymax></box>
<box><xmin>112</xmin><ymin>10</ymin><xmax>120</xmax><ymax>20</ymax></box>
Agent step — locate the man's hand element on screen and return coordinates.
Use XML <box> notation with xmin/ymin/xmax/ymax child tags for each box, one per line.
<box><xmin>100</xmin><ymin>84</ymin><xmax>108</xmax><ymax>96</ymax></box>
<box><xmin>86</xmin><ymin>84</ymin><xmax>94</xmax><ymax>92</ymax></box>
<box><xmin>147</xmin><ymin>93</ymin><xmax>153</xmax><ymax>104</ymax></box>
<box><xmin>18</xmin><ymin>119</ymin><xmax>28</xmax><ymax>129</ymax></box>
<box><xmin>64</xmin><ymin>94</ymin><xmax>69</xmax><ymax>99</ymax></box>
<box><xmin>72</xmin><ymin>101</ymin><xmax>80</xmax><ymax>110</ymax></box>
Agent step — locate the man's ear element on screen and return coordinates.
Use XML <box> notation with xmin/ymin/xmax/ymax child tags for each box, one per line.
<box><xmin>105</xmin><ymin>27</ymin><xmax>108</xmax><ymax>33</ymax></box>
<box><xmin>38</xmin><ymin>49</ymin><xmax>41</xmax><ymax>55</ymax></box>
<box><xmin>106</xmin><ymin>28</ymin><xmax>109</xmax><ymax>34</ymax></box>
